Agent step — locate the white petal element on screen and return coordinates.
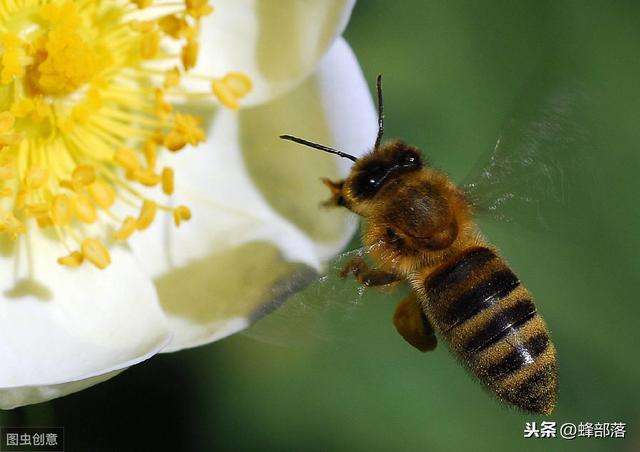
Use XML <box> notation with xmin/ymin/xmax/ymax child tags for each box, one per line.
<box><xmin>0</xmin><ymin>231</ymin><xmax>171</xmax><ymax>409</ymax></box>
<box><xmin>196</xmin><ymin>0</ymin><xmax>356</xmax><ymax>105</ymax></box>
<box><xmin>131</xmin><ymin>39</ymin><xmax>377</xmax><ymax>352</ymax></box>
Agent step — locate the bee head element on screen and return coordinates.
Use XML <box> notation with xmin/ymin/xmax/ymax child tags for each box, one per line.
<box><xmin>280</xmin><ymin>75</ymin><xmax>422</xmax><ymax>214</ymax></box>
<box><xmin>337</xmin><ymin>140</ymin><xmax>423</xmax><ymax>212</ymax></box>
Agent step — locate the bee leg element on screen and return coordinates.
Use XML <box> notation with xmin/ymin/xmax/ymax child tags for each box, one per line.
<box><xmin>393</xmin><ymin>293</ymin><xmax>437</xmax><ymax>352</ymax></box>
<box><xmin>339</xmin><ymin>256</ymin><xmax>400</xmax><ymax>287</ymax></box>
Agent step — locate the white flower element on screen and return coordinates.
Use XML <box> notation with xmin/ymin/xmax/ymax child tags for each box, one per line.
<box><xmin>0</xmin><ymin>0</ymin><xmax>376</xmax><ymax>409</ymax></box>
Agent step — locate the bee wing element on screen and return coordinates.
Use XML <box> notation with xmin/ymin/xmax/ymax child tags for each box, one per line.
<box><xmin>243</xmin><ymin>245</ymin><xmax>382</xmax><ymax>348</ymax></box>
<box><xmin>461</xmin><ymin>80</ymin><xmax>600</xmax><ymax>235</ymax></box>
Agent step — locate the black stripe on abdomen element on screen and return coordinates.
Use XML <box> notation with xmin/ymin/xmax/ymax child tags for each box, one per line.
<box><xmin>485</xmin><ymin>333</ymin><xmax>550</xmax><ymax>380</ymax></box>
<box><xmin>438</xmin><ymin>269</ymin><xmax>520</xmax><ymax>330</ymax></box>
<box><xmin>426</xmin><ymin>247</ymin><xmax>496</xmax><ymax>291</ymax></box>
<box><xmin>464</xmin><ymin>298</ymin><xmax>537</xmax><ymax>354</ymax></box>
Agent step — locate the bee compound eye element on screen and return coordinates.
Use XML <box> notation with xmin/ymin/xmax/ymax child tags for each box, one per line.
<box><xmin>363</xmin><ymin>167</ymin><xmax>386</xmax><ymax>191</ymax></box>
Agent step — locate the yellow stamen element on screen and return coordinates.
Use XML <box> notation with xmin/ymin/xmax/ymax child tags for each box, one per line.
<box><xmin>173</xmin><ymin>205</ymin><xmax>191</xmax><ymax>226</ymax></box>
<box><xmin>114</xmin><ymin>148</ymin><xmax>142</xmax><ymax>172</ymax></box>
<box><xmin>58</xmin><ymin>251</ymin><xmax>84</xmax><ymax>268</ymax></box>
<box><xmin>52</xmin><ymin>195</ymin><xmax>73</xmax><ymax>225</ymax></box>
<box><xmin>133</xmin><ymin>0</ymin><xmax>153</xmax><ymax>8</ymax></box>
<box><xmin>162</xmin><ymin>167</ymin><xmax>174</xmax><ymax>195</ymax></box>
<box><xmin>160</xmin><ymin>16</ymin><xmax>189</xmax><ymax>39</ymax></box>
<box><xmin>144</xmin><ymin>139</ymin><xmax>158</xmax><ymax>169</ymax></box>
<box><xmin>137</xmin><ymin>200</ymin><xmax>157</xmax><ymax>230</ymax></box>
<box><xmin>163</xmin><ymin>113</ymin><xmax>205</xmax><ymax>151</ymax></box>
<box><xmin>0</xmin><ymin>0</ymin><xmax>251</xmax><ymax>270</ymax></box>
<box><xmin>223</xmin><ymin>72</ymin><xmax>253</xmax><ymax>98</ymax></box>
<box><xmin>212</xmin><ymin>80</ymin><xmax>239</xmax><ymax>110</ymax></box>
<box><xmin>72</xmin><ymin>165</ymin><xmax>97</xmax><ymax>188</ymax></box>
<box><xmin>212</xmin><ymin>72</ymin><xmax>253</xmax><ymax>110</ymax></box>
<box><xmin>133</xmin><ymin>169</ymin><xmax>161</xmax><ymax>186</ymax></box>
<box><xmin>163</xmin><ymin>67</ymin><xmax>181</xmax><ymax>88</ymax></box>
<box><xmin>0</xmin><ymin>212</ymin><xmax>25</xmax><ymax>240</ymax></box>
<box><xmin>114</xmin><ymin>216</ymin><xmax>138</xmax><ymax>241</ymax></box>
<box><xmin>140</xmin><ymin>27</ymin><xmax>161</xmax><ymax>59</ymax></box>
<box><xmin>82</xmin><ymin>239</ymin><xmax>111</xmax><ymax>269</ymax></box>
<box><xmin>88</xmin><ymin>181</ymin><xmax>116</xmax><ymax>210</ymax></box>
<box><xmin>185</xmin><ymin>0</ymin><xmax>215</xmax><ymax>19</ymax></box>
<box><xmin>181</xmin><ymin>37</ymin><xmax>199</xmax><ymax>70</ymax></box>
<box><xmin>74</xmin><ymin>194</ymin><xmax>98</xmax><ymax>224</ymax></box>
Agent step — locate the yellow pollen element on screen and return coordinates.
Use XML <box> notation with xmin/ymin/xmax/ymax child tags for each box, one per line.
<box><xmin>0</xmin><ymin>0</ymin><xmax>251</xmax><ymax>270</ymax></box>
<box><xmin>164</xmin><ymin>113</ymin><xmax>205</xmax><ymax>151</ymax></box>
<box><xmin>114</xmin><ymin>216</ymin><xmax>138</xmax><ymax>241</ymax></box>
<box><xmin>81</xmin><ymin>239</ymin><xmax>111</xmax><ymax>269</ymax></box>
<box><xmin>186</xmin><ymin>0</ymin><xmax>215</xmax><ymax>19</ymax></box>
<box><xmin>52</xmin><ymin>194</ymin><xmax>73</xmax><ymax>226</ymax></box>
<box><xmin>0</xmin><ymin>212</ymin><xmax>25</xmax><ymax>240</ymax></box>
<box><xmin>212</xmin><ymin>73</ymin><xmax>253</xmax><ymax>110</ymax></box>
<box><xmin>144</xmin><ymin>140</ymin><xmax>158</xmax><ymax>169</ymax></box>
<box><xmin>25</xmin><ymin>203</ymin><xmax>49</xmax><ymax>217</ymax></box>
<box><xmin>163</xmin><ymin>67</ymin><xmax>181</xmax><ymax>88</ymax></box>
<box><xmin>173</xmin><ymin>205</ymin><xmax>191</xmax><ymax>227</ymax></box>
<box><xmin>88</xmin><ymin>181</ymin><xmax>116</xmax><ymax>210</ymax></box>
<box><xmin>72</xmin><ymin>165</ymin><xmax>97</xmax><ymax>188</ymax></box>
<box><xmin>140</xmin><ymin>27</ymin><xmax>161</xmax><ymax>59</ymax></box>
<box><xmin>181</xmin><ymin>37</ymin><xmax>199</xmax><ymax>70</ymax></box>
<box><xmin>30</xmin><ymin>4</ymin><xmax>98</xmax><ymax>95</ymax></box>
<box><xmin>73</xmin><ymin>194</ymin><xmax>97</xmax><ymax>224</ymax></box>
<box><xmin>133</xmin><ymin>0</ymin><xmax>153</xmax><ymax>8</ymax></box>
<box><xmin>133</xmin><ymin>169</ymin><xmax>161</xmax><ymax>186</ymax></box>
<box><xmin>114</xmin><ymin>148</ymin><xmax>142</xmax><ymax>172</ymax></box>
<box><xmin>57</xmin><ymin>251</ymin><xmax>84</xmax><ymax>268</ymax></box>
<box><xmin>160</xmin><ymin>16</ymin><xmax>189</xmax><ymax>39</ymax></box>
<box><xmin>223</xmin><ymin>73</ymin><xmax>253</xmax><ymax>97</ymax></box>
<box><xmin>137</xmin><ymin>200</ymin><xmax>157</xmax><ymax>230</ymax></box>
<box><xmin>161</xmin><ymin>167</ymin><xmax>174</xmax><ymax>195</ymax></box>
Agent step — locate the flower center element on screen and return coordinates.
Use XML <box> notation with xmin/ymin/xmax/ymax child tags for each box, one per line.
<box><xmin>30</xmin><ymin>9</ymin><xmax>98</xmax><ymax>95</ymax></box>
<box><xmin>0</xmin><ymin>0</ymin><xmax>251</xmax><ymax>269</ymax></box>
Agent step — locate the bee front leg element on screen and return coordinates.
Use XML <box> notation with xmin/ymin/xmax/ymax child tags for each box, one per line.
<box><xmin>393</xmin><ymin>293</ymin><xmax>437</xmax><ymax>352</ymax></box>
<box><xmin>339</xmin><ymin>256</ymin><xmax>400</xmax><ymax>287</ymax></box>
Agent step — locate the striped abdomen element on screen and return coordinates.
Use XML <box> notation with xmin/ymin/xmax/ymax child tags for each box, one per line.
<box><xmin>421</xmin><ymin>247</ymin><xmax>557</xmax><ymax>415</ymax></box>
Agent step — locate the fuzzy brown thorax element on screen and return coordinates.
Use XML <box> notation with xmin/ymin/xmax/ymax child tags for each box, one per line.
<box><xmin>332</xmin><ymin>140</ymin><xmax>474</xmax><ymax>274</ymax></box>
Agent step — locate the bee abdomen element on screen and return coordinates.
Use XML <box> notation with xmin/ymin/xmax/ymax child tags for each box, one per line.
<box><xmin>423</xmin><ymin>247</ymin><xmax>557</xmax><ymax>414</ymax></box>
<box><xmin>424</xmin><ymin>247</ymin><xmax>519</xmax><ymax>331</ymax></box>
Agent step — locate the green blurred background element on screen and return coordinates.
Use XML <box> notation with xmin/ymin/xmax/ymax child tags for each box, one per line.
<box><xmin>2</xmin><ymin>1</ymin><xmax>639</xmax><ymax>451</ymax></box>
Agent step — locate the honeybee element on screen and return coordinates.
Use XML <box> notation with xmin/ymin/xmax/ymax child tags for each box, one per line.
<box><xmin>280</xmin><ymin>75</ymin><xmax>558</xmax><ymax>415</ymax></box>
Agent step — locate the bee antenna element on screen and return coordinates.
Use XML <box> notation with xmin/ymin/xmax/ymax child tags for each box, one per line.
<box><xmin>374</xmin><ymin>74</ymin><xmax>384</xmax><ymax>150</ymax></box>
<box><xmin>279</xmin><ymin>134</ymin><xmax>358</xmax><ymax>162</ymax></box>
